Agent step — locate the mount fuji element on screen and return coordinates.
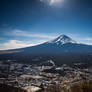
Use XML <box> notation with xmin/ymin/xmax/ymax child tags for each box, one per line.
<box><xmin>45</xmin><ymin>35</ymin><xmax>77</xmax><ymax>44</ymax></box>
<box><xmin>0</xmin><ymin>35</ymin><xmax>92</xmax><ymax>65</ymax></box>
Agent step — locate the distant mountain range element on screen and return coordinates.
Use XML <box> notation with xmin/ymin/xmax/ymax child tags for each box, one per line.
<box><xmin>0</xmin><ymin>35</ymin><xmax>92</xmax><ymax>65</ymax></box>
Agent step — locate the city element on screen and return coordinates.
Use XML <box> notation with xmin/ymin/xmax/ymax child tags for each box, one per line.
<box><xmin>0</xmin><ymin>60</ymin><xmax>92</xmax><ymax>92</ymax></box>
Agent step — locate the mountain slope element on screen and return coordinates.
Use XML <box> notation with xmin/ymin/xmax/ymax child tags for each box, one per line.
<box><xmin>0</xmin><ymin>35</ymin><xmax>92</xmax><ymax>65</ymax></box>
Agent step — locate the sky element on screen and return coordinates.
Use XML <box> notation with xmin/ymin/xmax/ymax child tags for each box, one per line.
<box><xmin>0</xmin><ymin>0</ymin><xmax>92</xmax><ymax>50</ymax></box>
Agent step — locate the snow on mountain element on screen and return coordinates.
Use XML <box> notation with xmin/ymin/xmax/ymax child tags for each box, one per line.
<box><xmin>46</xmin><ymin>35</ymin><xmax>77</xmax><ymax>44</ymax></box>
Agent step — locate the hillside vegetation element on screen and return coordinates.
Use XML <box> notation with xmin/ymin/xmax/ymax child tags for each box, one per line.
<box><xmin>40</xmin><ymin>81</ymin><xmax>92</xmax><ymax>92</ymax></box>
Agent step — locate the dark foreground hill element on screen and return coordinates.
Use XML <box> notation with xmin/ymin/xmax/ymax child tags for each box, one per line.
<box><xmin>0</xmin><ymin>35</ymin><xmax>92</xmax><ymax>65</ymax></box>
<box><xmin>0</xmin><ymin>83</ymin><xmax>27</xmax><ymax>92</ymax></box>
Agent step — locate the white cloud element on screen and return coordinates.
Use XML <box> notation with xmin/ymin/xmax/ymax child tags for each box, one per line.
<box><xmin>85</xmin><ymin>38</ymin><xmax>92</xmax><ymax>41</ymax></box>
<box><xmin>0</xmin><ymin>40</ymin><xmax>45</xmax><ymax>50</ymax></box>
<box><xmin>50</xmin><ymin>0</ymin><xmax>64</xmax><ymax>5</ymax></box>
<box><xmin>10</xmin><ymin>29</ymin><xmax>56</xmax><ymax>39</ymax></box>
<box><xmin>86</xmin><ymin>43</ymin><xmax>92</xmax><ymax>45</ymax></box>
<box><xmin>40</xmin><ymin>0</ymin><xmax>64</xmax><ymax>6</ymax></box>
<box><xmin>82</xmin><ymin>37</ymin><xmax>92</xmax><ymax>45</ymax></box>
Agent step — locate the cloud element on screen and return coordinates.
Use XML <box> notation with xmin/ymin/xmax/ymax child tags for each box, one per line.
<box><xmin>40</xmin><ymin>0</ymin><xmax>64</xmax><ymax>6</ymax></box>
<box><xmin>0</xmin><ymin>38</ymin><xmax>48</xmax><ymax>50</ymax></box>
<box><xmin>85</xmin><ymin>38</ymin><xmax>92</xmax><ymax>41</ymax></box>
<box><xmin>9</xmin><ymin>29</ymin><xmax>56</xmax><ymax>39</ymax></box>
<box><xmin>1</xmin><ymin>27</ymin><xmax>57</xmax><ymax>39</ymax></box>
<box><xmin>79</xmin><ymin>37</ymin><xmax>92</xmax><ymax>45</ymax></box>
<box><xmin>85</xmin><ymin>43</ymin><xmax>92</xmax><ymax>45</ymax></box>
<box><xmin>83</xmin><ymin>37</ymin><xmax>92</xmax><ymax>45</ymax></box>
<box><xmin>0</xmin><ymin>40</ymin><xmax>43</xmax><ymax>50</ymax></box>
<box><xmin>49</xmin><ymin>0</ymin><xmax>64</xmax><ymax>5</ymax></box>
<box><xmin>0</xmin><ymin>28</ymin><xmax>58</xmax><ymax>50</ymax></box>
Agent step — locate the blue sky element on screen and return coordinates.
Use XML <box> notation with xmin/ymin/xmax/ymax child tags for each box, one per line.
<box><xmin>0</xmin><ymin>0</ymin><xmax>92</xmax><ymax>50</ymax></box>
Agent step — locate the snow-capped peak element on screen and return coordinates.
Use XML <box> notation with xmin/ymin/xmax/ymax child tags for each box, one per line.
<box><xmin>46</xmin><ymin>35</ymin><xmax>77</xmax><ymax>44</ymax></box>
